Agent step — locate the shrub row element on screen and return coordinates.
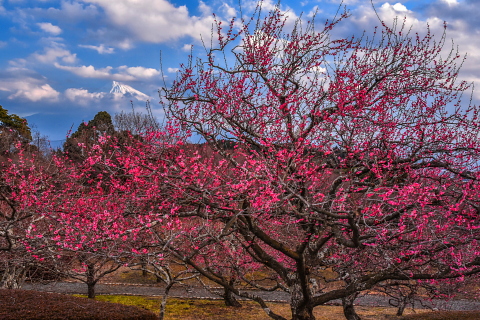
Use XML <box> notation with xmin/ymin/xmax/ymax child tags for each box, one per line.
<box><xmin>401</xmin><ymin>311</ymin><xmax>480</xmax><ymax>320</ymax></box>
<box><xmin>0</xmin><ymin>289</ymin><xmax>157</xmax><ymax>320</ymax></box>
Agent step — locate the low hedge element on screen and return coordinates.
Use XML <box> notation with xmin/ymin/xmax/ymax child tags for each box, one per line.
<box><xmin>401</xmin><ymin>311</ymin><xmax>480</xmax><ymax>320</ymax></box>
<box><xmin>0</xmin><ymin>289</ymin><xmax>157</xmax><ymax>320</ymax></box>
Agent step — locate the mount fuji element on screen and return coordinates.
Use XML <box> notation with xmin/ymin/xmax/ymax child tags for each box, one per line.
<box><xmin>110</xmin><ymin>81</ymin><xmax>150</xmax><ymax>101</ymax></box>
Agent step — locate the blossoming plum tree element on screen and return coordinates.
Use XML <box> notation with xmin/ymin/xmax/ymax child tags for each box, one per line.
<box><xmin>0</xmin><ymin>150</ymin><xmax>46</xmax><ymax>288</ymax></box>
<box><xmin>50</xmin><ymin>140</ymin><xmax>147</xmax><ymax>298</ymax></box>
<box><xmin>150</xmin><ymin>5</ymin><xmax>480</xmax><ymax>320</ymax></box>
<box><xmin>16</xmin><ymin>4</ymin><xmax>480</xmax><ymax>320</ymax></box>
<box><xmin>26</xmin><ymin>135</ymin><xmax>141</xmax><ymax>298</ymax></box>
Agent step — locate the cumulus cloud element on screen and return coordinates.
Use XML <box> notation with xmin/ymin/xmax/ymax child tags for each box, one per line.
<box><xmin>64</xmin><ymin>88</ymin><xmax>106</xmax><ymax>106</ymax></box>
<box><xmin>377</xmin><ymin>1</ymin><xmax>479</xmax><ymax>104</ymax></box>
<box><xmin>336</xmin><ymin>0</ymin><xmax>480</xmax><ymax>107</ymax></box>
<box><xmin>167</xmin><ymin>68</ymin><xmax>179</xmax><ymax>73</ymax></box>
<box><xmin>219</xmin><ymin>3</ymin><xmax>236</xmax><ymax>18</ymax></box>
<box><xmin>8</xmin><ymin>83</ymin><xmax>59</xmax><ymax>102</ymax></box>
<box><xmin>182</xmin><ymin>44</ymin><xmax>193</xmax><ymax>52</ymax></box>
<box><xmin>117</xmin><ymin>66</ymin><xmax>160</xmax><ymax>79</ymax></box>
<box><xmin>347</xmin><ymin>2</ymin><xmax>417</xmax><ymax>28</ymax></box>
<box><xmin>0</xmin><ymin>69</ymin><xmax>60</xmax><ymax>102</ymax></box>
<box><xmin>425</xmin><ymin>0</ymin><xmax>480</xmax><ymax>33</ymax></box>
<box><xmin>377</xmin><ymin>3</ymin><xmax>418</xmax><ymax>26</ymax></box>
<box><xmin>240</xmin><ymin>0</ymin><xmax>278</xmax><ymax>12</ymax></box>
<box><xmin>441</xmin><ymin>0</ymin><xmax>459</xmax><ymax>5</ymax></box>
<box><xmin>37</xmin><ymin>22</ymin><xmax>62</xmax><ymax>35</ymax></box>
<box><xmin>382</xmin><ymin>3</ymin><xmax>409</xmax><ymax>13</ymax></box>
<box><xmin>198</xmin><ymin>0</ymin><xmax>212</xmax><ymax>16</ymax></box>
<box><xmin>54</xmin><ymin>63</ymin><xmax>158</xmax><ymax>81</ymax></box>
<box><xmin>64</xmin><ymin>85</ymin><xmax>152</xmax><ymax>110</ymax></box>
<box><xmin>32</xmin><ymin>46</ymin><xmax>77</xmax><ymax>64</ymax></box>
<box><xmin>54</xmin><ymin>63</ymin><xmax>134</xmax><ymax>80</ymax></box>
<box><xmin>30</xmin><ymin>1</ymin><xmax>100</xmax><ymax>24</ymax></box>
<box><xmin>115</xmin><ymin>39</ymin><xmax>134</xmax><ymax>50</ymax></box>
<box><xmin>8</xmin><ymin>58</ymin><xmax>27</xmax><ymax>68</ymax></box>
<box><xmin>80</xmin><ymin>0</ymin><xmax>216</xmax><ymax>44</ymax></box>
<box><xmin>79</xmin><ymin>44</ymin><xmax>115</xmax><ymax>54</ymax></box>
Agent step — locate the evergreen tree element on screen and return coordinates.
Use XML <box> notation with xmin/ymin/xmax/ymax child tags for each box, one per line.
<box><xmin>0</xmin><ymin>105</ymin><xmax>32</xmax><ymax>155</ymax></box>
<box><xmin>63</xmin><ymin>111</ymin><xmax>114</xmax><ymax>161</ymax></box>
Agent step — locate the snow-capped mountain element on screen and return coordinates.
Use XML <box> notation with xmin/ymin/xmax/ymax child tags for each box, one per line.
<box><xmin>110</xmin><ymin>81</ymin><xmax>150</xmax><ymax>101</ymax></box>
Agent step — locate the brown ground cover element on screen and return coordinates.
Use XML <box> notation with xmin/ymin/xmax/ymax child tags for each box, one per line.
<box><xmin>400</xmin><ymin>311</ymin><xmax>480</xmax><ymax>320</ymax></box>
<box><xmin>0</xmin><ymin>289</ymin><xmax>157</xmax><ymax>320</ymax></box>
<box><xmin>21</xmin><ymin>265</ymin><xmax>475</xmax><ymax>320</ymax></box>
<box><xmin>92</xmin><ymin>295</ymin><xmax>480</xmax><ymax>320</ymax></box>
<box><xmin>91</xmin><ymin>294</ymin><xmax>425</xmax><ymax>320</ymax></box>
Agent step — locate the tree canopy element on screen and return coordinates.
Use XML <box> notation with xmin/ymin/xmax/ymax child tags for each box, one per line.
<box><xmin>0</xmin><ymin>105</ymin><xmax>32</xmax><ymax>155</ymax></box>
<box><xmin>63</xmin><ymin>111</ymin><xmax>114</xmax><ymax>161</ymax></box>
<box><xmin>2</xmin><ymin>4</ymin><xmax>480</xmax><ymax>320</ymax></box>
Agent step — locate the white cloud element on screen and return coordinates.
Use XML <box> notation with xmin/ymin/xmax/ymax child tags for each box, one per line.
<box><xmin>309</xmin><ymin>66</ymin><xmax>326</xmax><ymax>74</ymax></box>
<box><xmin>220</xmin><ymin>3</ymin><xmax>236</xmax><ymax>18</ymax></box>
<box><xmin>240</xmin><ymin>0</ymin><xmax>276</xmax><ymax>12</ymax></box>
<box><xmin>334</xmin><ymin>1</ymin><xmax>480</xmax><ymax>108</ymax></box>
<box><xmin>442</xmin><ymin>0</ymin><xmax>458</xmax><ymax>5</ymax></box>
<box><xmin>55</xmin><ymin>63</ymin><xmax>131</xmax><ymax>80</ymax></box>
<box><xmin>383</xmin><ymin>3</ymin><xmax>409</xmax><ymax>13</ymax></box>
<box><xmin>116</xmin><ymin>39</ymin><xmax>134</xmax><ymax>50</ymax></box>
<box><xmin>374</xmin><ymin>2</ymin><xmax>416</xmax><ymax>24</ymax></box>
<box><xmin>347</xmin><ymin>2</ymin><xmax>418</xmax><ymax>31</ymax></box>
<box><xmin>37</xmin><ymin>22</ymin><xmax>62</xmax><ymax>35</ymax></box>
<box><xmin>372</xmin><ymin>2</ymin><xmax>479</xmax><ymax>103</ymax></box>
<box><xmin>81</xmin><ymin>0</ymin><xmax>216</xmax><ymax>44</ymax></box>
<box><xmin>30</xmin><ymin>1</ymin><xmax>100</xmax><ymax>23</ymax></box>
<box><xmin>54</xmin><ymin>63</ymin><xmax>160</xmax><ymax>81</ymax></box>
<box><xmin>0</xmin><ymin>72</ymin><xmax>60</xmax><ymax>102</ymax></box>
<box><xmin>8</xmin><ymin>84</ymin><xmax>59</xmax><ymax>102</ymax></box>
<box><xmin>79</xmin><ymin>44</ymin><xmax>115</xmax><ymax>54</ymax></box>
<box><xmin>118</xmin><ymin>66</ymin><xmax>160</xmax><ymax>79</ymax></box>
<box><xmin>182</xmin><ymin>44</ymin><xmax>193</xmax><ymax>52</ymax></box>
<box><xmin>64</xmin><ymin>85</ymin><xmax>152</xmax><ymax>109</ymax></box>
<box><xmin>198</xmin><ymin>0</ymin><xmax>211</xmax><ymax>16</ymax></box>
<box><xmin>64</xmin><ymin>88</ymin><xmax>106</xmax><ymax>106</ymax></box>
<box><xmin>167</xmin><ymin>68</ymin><xmax>179</xmax><ymax>73</ymax></box>
<box><xmin>32</xmin><ymin>46</ymin><xmax>77</xmax><ymax>64</ymax></box>
<box><xmin>8</xmin><ymin>58</ymin><xmax>27</xmax><ymax>68</ymax></box>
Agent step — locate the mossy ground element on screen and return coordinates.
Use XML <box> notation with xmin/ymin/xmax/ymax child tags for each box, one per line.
<box><xmin>81</xmin><ymin>294</ymin><xmax>435</xmax><ymax>320</ymax></box>
<box><xmin>86</xmin><ymin>267</ymin><xmax>480</xmax><ymax>319</ymax></box>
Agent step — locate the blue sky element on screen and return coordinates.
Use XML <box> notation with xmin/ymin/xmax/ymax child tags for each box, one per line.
<box><xmin>0</xmin><ymin>0</ymin><xmax>479</xmax><ymax>141</ymax></box>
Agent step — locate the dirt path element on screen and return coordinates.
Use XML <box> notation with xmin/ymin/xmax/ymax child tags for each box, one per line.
<box><xmin>22</xmin><ymin>281</ymin><xmax>480</xmax><ymax>311</ymax></box>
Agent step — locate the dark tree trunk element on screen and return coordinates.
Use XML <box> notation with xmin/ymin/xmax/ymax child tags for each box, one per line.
<box><xmin>223</xmin><ymin>286</ymin><xmax>242</xmax><ymax>307</ymax></box>
<box><xmin>86</xmin><ymin>263</ymin><xmax>96</xmax><ymax>299</ymax></box>
<box><xmin>0</xmin><ymin>262</ymin><xmax>26</xmax><ymax>289</ymax></box>
<box><xmin>87</xmin><ymin>282</ymin><xmax>96</xmax><ymax>299</ymax></box>
<box><xmin>396</xmin><ymin>298</ymin><xmax>407</xmax><ymax>316</ymax></box>
<box><xmin>141</xmin><ymin>259</ymin><xmax>148</xmax><ymax>277</ymax></box>
<box><xmin>290</xmin><ymin>274</ymin><xmax>315</xmax><ymax>320</ymax></box>
<box><xmin>222</xmin><ymin>278</ymin><xmax>241</xmax><ymax>307</ymax></box>
<box><xmin>159</xmin><ymin>283</ymin><xmax>174</xmax><ymax>320</ymax></box>
<box><xmin>342</xmin><ymin>292</ymin><xmax>361</xmax><ymax>320</ymax></box>
<box><xmin>291</xmin><ymin>305</ymin><xmax>315</xmax><ymax>320</ymax></box>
